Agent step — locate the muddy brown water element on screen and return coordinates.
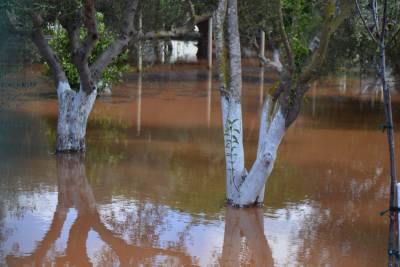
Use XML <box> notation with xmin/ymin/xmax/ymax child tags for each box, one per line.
<box><xmin>0</xmin><ymin>65</ymin><xmax>397</xmax><ymax>266</ymax></box>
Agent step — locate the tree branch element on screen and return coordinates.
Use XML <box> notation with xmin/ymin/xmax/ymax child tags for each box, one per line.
<box><xmin>355</xmin><ymin>0</ymin><xmax>378</xmax><ymax>43</ymax></box>
<box><xmin>257</xmin><ymin>97</ymin><xmax>272</xmax><ymax>157</ymax></box>
<box><xmin>387</xmin><ymin>26</ymin><xmax>400</xmax><ymax>47</ymax></box>
<box><xmin>142</xmin><ymin>27</ymin><xmax>200</xmax><ymax>40</ymax></box>
<box><xmin>141</xmin><ymin>13</ymin><xmax>210</xmax><ymax>40</ymax></box>
<box><xmin>214</xmin><ymin>0</ymin><xmax>228</xmax><ymax>95</ymax></box>
<box><xmin>371</xmin><ymin>0</ymin><xmax>381</xmax><ymax>39</ymax></box>
<box><xmin>90</xmin><ymin>0</ymin><xmax>139</xmax><ymax>84</ymax></box>
<box><xmin>187</xmin><ymin>0</ymin><xmax>196</xmax><ymax>21</ymax></box>
<box><xmin>62</xmin><ymin>0</ymin><xmax>99</xmax><ymax>93</ymax></box>
<box><xmin>29</xmin><ymin>14</ymin><xmax>67</xmax><ymax>84</ymax></box>
<box><xmin>274</xmin><ymin>0</ymin><xmax>295</xmax><ymax>75</ymax></box>
<box><xmin>82</xmin><ymin>0</ymin><xmax>98</xmax><ymax>57</ymax></box>
<box><xmin>297</xmin><ymin>0</ymin><xmax>353</xmax><ymax>86</ymax></box>
<box><xmin>227</xmin><ymin>0</ymin><xmax>242</xmax><ymax>100</ymax></box>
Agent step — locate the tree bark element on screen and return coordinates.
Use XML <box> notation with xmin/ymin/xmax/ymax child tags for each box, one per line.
<box><xmin>8</xmin><ymin>0</ymin><xmax>140</xmax><ymax>153</ymax></box>
<box><xmin>217</xmin><ymin>0</ymin><xmax>246</xmax><ymax>202</ymax></box>
<box><xmin>214</xmin><ymin>0</ymin><xmax>351</xmax><ymax>207</ymax></box>
<box><xmin>56</xmin><ymin>82</ymin><xmax>97</xmax><ymax>152</ymax></box>
<box><xmin>214</xmin><ymin>0</ymin><xmax>287</xmax><ymax>206</ymax></box>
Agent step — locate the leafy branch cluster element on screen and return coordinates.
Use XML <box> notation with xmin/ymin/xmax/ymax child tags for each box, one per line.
<box><xmin>44</xmin><ymin>12</ymin><xmax>129</xmax><ymax>91</ymax></box>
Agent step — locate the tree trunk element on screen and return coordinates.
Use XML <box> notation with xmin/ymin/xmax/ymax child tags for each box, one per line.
<box><xmin>215</xmin><ymin>0</ymin><xmax>286</xmax><ymax>207</ymax></box>
<box><xmin>221</xmin><ymin>96</ymin><xmax>246</xmax><ymax>201</ymax></box>
<box><xmin>56</xmin><ymin>82</ymin><xmax>97</xmax><ymax>153</ymax></box>
<box><xmin>238</xmin><ymin>102</ymin><xmax>286</xmax><ymax>205</ymax></box>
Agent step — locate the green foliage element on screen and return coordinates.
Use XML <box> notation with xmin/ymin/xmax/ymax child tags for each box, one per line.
<box><xmin>44</xmin><ymin>12</ymin><xmax>129</xmax><ymax>91</ymax></box>
<box><xmin>224</xmin><ymin>118</ymin><xmax>241</xmax><ymax>191</ymax></box>
<box><xmin>238</xmin><ymin>0</ymin><xmax>324</xmax><ymax>71</ymax></box>
<box><xmin>140</xmin><ymin>0</ymin><xmax>188</xmax><ymax>33</ymax></box>
<box><xmin>291</xmin><ymin>36</ymin><xmax>310</xmax><ymax>68</ymax></box>
<box><xmin>238</xmin><ymin>0</ymin><xmax>268</xmax><ymax>43</ymax></box>
<box><xmin>280</xmin><ymin>0</ymin><xmax>322</xmax><ymax>70</ymax></box>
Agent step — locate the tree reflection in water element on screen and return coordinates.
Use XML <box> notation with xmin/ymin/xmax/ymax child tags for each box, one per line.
<box><xmin>6</xmin><ymin>154</ymin><xmax>195</xmax><ymax>266</ymax></box>
<box><xmin>220</xmin><ymin>206</ymin><xmax>273</xmax><ymax>267</ymax></box>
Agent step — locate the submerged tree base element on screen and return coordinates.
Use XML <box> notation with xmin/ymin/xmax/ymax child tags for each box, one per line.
<box><xmin>55</xmin><ymin>137</ymin><xmax>86</xmax><ymax>153</ymax></box>
<box><xmin>55</xmin><ymin>82</ymin><xmax>97</xmax><ymax>154</ymax></box>
<box><xmin>226</xmin><ymin>199</ymin><xmax>264</xmax><ymax>208</ymax></box>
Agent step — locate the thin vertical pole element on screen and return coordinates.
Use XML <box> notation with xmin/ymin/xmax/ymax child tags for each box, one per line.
<box><xmin>137</xmin><ymin>12</ymin><xmax>143</xmax><ymax>73</ymax></box>
<box><xmin>136</xmin><ymin>74</ymin><xmax>142</xmax><ymax>136</ymax></box>
<box><xmin>207</xmin><ymin>70</ymin><xmax>212</xmax><ymax>127</ymax></box>
<box><xmin>260</xmin><ymin>30</ymin><xmax>265</xmax><ymax>67</ymax></box>
<box><xmin>259</xmin><ymin>67</ymin><xmax>264</xmax><ymax>107</ymax></box>
<box><xmin>397</xmin><ymin>183</ymin><xmax>400</xmax><ymax>253</ymax></box>
<box><xmin>208</xmin><ymin>18</ymin><xmax>213</xmax><ymax>69</ymax></box>
<box><xmin>378</xmin><ymin>0</ymin><xmax>399</xmax><ymax>265</ymax></box>
<box><xmin>160</xmin><ymin>23</ymin><xmax>166</xmax><ymax>64</ymax></box>
<box><xmin>312</xmin><ymin>81</ymin><xmax>317</xmax><ymax>117</ymax></box>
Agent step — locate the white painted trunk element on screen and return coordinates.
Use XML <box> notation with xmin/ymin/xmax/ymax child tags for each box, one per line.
<box><xmin>226</xmin><ymin>99</ymin><xmax>286</xmax><ymax>207</ymax></box>
<box><xmin>221</xmin><ymin>96</ymin><xmax>245</xmax><ymax>201</ymax></box>
<box><xmin>56</xmin><ymin>82</ymin><xmax>97</xmax><ymax>152</ymax></box>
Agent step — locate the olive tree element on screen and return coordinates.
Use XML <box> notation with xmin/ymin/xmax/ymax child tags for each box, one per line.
<box><xmin>214</xmin><ymin>0</ymin><xmax>353</xmax><ymax>206</ymax></box>
<box><xmin>4</xmin><ymin>0</ymin><xmax>139</xmax><ymax>152</ymax></box>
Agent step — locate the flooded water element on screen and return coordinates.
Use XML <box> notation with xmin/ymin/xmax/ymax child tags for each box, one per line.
<box><xmin>0</xmin><ymin>65</ymin><xmax>397</xmax><ymax>266</ymax></box>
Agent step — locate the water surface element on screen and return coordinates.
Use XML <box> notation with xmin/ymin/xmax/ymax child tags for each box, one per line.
<box><xmin>0</xmin><ymin>66</ymin><xmax>396</xmax><ymax>266</ymax></box>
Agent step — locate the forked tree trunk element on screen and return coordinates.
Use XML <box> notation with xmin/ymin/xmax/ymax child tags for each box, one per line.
<box><xmin>215</xmin><ymin>0</ymin><xmax>286</xmax><ymax>207</ymax></box>
<box><xmin>56</xmin><ymin>82</ymin><xmax>97</xmax><ymax>152</ymax></box>
<box><xmin>8</xmin><ymin>0</ymin><xmax>140</xmax><ymax>153</ymax></box>
<box><xmin>214</xmin><ymin>0</ymin><xmax>351</xmax><ymax>207</ymax></box>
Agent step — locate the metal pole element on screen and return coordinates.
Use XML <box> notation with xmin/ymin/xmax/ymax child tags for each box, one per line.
<box><xmin>378</xmin><ymin>1</ymin><xmax>399</xmax><ymax>265</ymax></box>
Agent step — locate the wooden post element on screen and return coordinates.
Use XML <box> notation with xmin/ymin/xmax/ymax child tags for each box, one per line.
<box><xmin>208</xmin><ymin>18</ymin><xmax>213</xmax><ymax>69</ymax></box>
<box><xmin>260</xmin><ymin>30</ymin><xmax>265</xmax><ymax>66</ymax></box>
<box><xmin>137</xmin><ymin>13</ymin><xmax>143</xmax><ymax>72</ymax></box>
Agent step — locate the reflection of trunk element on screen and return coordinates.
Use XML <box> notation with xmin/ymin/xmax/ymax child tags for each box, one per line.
<box><xmin>207</xmin><ymin>70</ymin><xmax>212</xmax><ymax>126</ymax></box>
<box><xmin>136</xmin><ymin>74</ymin><xmax>142</xmax><ymax>135</ymax></box>
<box><xmin>7</xmin><ymin>154</ymin><xmax>195</xmax><ymax>266</ymax></box>
<box><xmin>339</xmin><ymin>72</ymin><xmax>347</xmax><ymax>94</ymax></box>
<box><xmin>56</xmin><ymin>82</ymin><xmax>97</xmax><ymax>152</ymax></box>
<box><xmin>221</xmin><ymin>207</ymin><xmax>273</xmax><ymax>266</ymax></box>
